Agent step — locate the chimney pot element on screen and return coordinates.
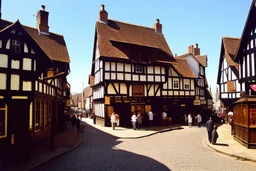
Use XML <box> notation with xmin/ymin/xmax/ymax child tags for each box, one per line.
<box><xmin>41</xmin><ymin>5</ymin><xmax>45</xmax><ymax>11</ymax></box>
<box><xmin>196</xmin><ymin>43</ymin><xmax>198</xmax><ymax>48</ymax></box>
<box><xmin>101</xmin><ymin>4</ymin><xmax>105</xmax><ymax>11</ymax></box>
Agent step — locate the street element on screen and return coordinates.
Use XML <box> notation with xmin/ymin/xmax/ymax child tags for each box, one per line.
<box><xmin>32</xmin><ymin>124</ymin><xmax>256</xmax><ymax>171</ymax></box>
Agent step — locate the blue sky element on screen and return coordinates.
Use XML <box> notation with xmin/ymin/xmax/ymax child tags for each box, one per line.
<box><xmin>1</xmin><ymin>0</ymin><xmax>252</xmax><ymax>95</ymax></box>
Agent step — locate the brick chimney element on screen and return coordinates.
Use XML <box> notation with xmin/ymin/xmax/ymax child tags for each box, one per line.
<box><xmin>36</xmin><ymin>5</ymin><xmax>49</xmax><ymax>34</ymax></box>
<box><xmin>188</xmin><ymin>44</ymin><xmax>200</xmax><ymax>56</ymax></box>
<box><xmin>154</xmin><ymin>19</ymin><xmax>162</xmax><ymax>34</ymax></box>
<box><xmin>99</xmin><ymin>4</ymin><xmax>108</xmax><ymax>24</ymax></box>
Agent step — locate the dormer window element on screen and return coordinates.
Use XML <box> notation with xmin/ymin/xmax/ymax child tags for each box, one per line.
<box><xmin>11</xmin><ymin>40</ymin><xmax>21</xmax><ymax>53</ymax></box>
<box><xmin>135</xmin><ymin>65</ymin><xmax>143</xmax><ymax>73</ymax></box>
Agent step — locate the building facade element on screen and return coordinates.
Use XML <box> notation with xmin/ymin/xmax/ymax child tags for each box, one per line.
<box><xmin>89</xmin><ymin>5</ymin><xmax>211</xmax><ymax>126</ymax></box>
<box><xmin>0</xmin><ymin>5</ymin><xmax>70</xmax><ymax>161</ymax></box>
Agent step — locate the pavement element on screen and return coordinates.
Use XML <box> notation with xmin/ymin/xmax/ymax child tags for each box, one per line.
<box><xmin>8</xmin><ymin>118</ymin><xmax>256</xmax><ymax>171</ymax></box>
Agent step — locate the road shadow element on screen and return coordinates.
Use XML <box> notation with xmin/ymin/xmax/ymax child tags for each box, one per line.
<box><xmin>31</xmin><ymin>123</ymin><xmax>172</xmax><ymax>171</ymax></box>
<box><xmin>214</xmin><ymin>143</ymin><xmax>229</xmax><ymax>147</ymax></box>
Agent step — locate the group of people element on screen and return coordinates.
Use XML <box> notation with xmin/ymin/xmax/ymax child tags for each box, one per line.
<box><xmin>185</xmin><ymin>113</ymin><xmax>202</xmax><ymax>128</ymax></box>
<box><xmin>70</xmin><ymin>114</ymin><xmax>81</xmax><ymax>133</ymax></box>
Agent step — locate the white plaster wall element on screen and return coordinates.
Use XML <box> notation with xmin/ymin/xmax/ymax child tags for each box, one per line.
<box><xmin>22</xmin><ymin>81</ymin><xmax>32</xmax><ymax>91</ymax></box>
<box><xmin>0</xmin><ymin>54</ymin><xmax>8</xmax><ymax>68</ymax></box>
<box><xmin>125</xmin><ymin>64</ymin><xmax>131</xmax><ymax>72</ymax></box>
<box><xmin>252</xmin><ymin>53</ymin><xmax>255</xmax><ymax>76</ymax></box>
<box><xmin>155</xmin><ymin>76</ymin><xmax>160</xmax><ymax>82</ymax></box>
<box><xmin>111</xmin><ymin>63</ymin><xmax>115</xmax><ymax>71</ymax></box>
<box><xmin>155</xmin><ymin>66</ymin><xmax>160</xmax><ymax>74</ymax></box>
<box><xmin>133</xmin><ymin>75</ymin><xmax>139</xmax><ymax>81</ymax></box>
<box><xmin>148</xmin><ymin>75</ymin><xmax>153</xmax><ymax>81</ymax></box>
<box><xmin>117</xmin><ymin>73</ymin><xmax>123</xmax><ymax>80</ymax></box>
<box><xmin>223</xmin><ymin>57</ymin><xmax>228</xmax><ymax>70</ymax></box>
<box><xmin>34</xmin><ymin>60</ymin><xmax>36</xmax><ymax>71</ymax></box>
<box><xmin>0</xmin><ymin>40</ymin><xmax>2</xmax><ymax>48</ymax></box>
<box><xmin>10</xmin><ymin>74</ymin><xmax>20</xmax><ymax>90</ymax></box>
<box><xmin>0</xmin><ymin>73</ymin><xmax>6</xmax><ymax>90</ymax></box>
<box><xmin>125</xmin><ymin>74</ymin><xmax>131</xmax><ymax>81</ymax></box>
<box><xmin>148</xmin><ymin>66</ymin><xmax>154</xmax><ymax>74</ymax></box>
<box><xmin>111</xmin><ymin>73</ymin><xmax>116</xmax><ymax>80</ymax></box>
<box><xmin>186</xmin><ymin>54</ymin><xmax>199</xmax><ymax>76</ymax></box>
<box><xmin>6</xmin><ymin>39</ymin><xmax>10</xmax><ymax>49</ymax></box>
<box><xmin>149</xmin><ymin>85</ymin><xmax>154</xmax><ymax>96</ymax></box>
<box><xmin>140</xmin><ymin>75</ymin><xmax>146</xmax><ymax>81</ymax></box>
<box><xmin>120</xmin><ymin>83</ymin><xmax>127</xmax><ymax>94</ymax></box>
<box><xmin>24</xmin><ymin>43</ymin><xmax>28</xmax><ymax>53</ymax></box>
<box><xmin>11</xmin><ymin>60</ymin><xmax>20</xmax><ymax>69</ymax></box>
<box><xmin>117</xmin><ymin>63</ymin><xmax>123</xmax><ymax>71</ymax></box>
<box><xmin>105</xmin><ymin>73</ymin><xmax>110</xmax><ymax>79</ymax></box>
<box><xmin>107</xmin><ymin>84</ymin><xmax>115</xmax><ymax>94</ymax></box>
<box><xmin>23</xmin><ymin>58</ymin><xmax>32</xmax><ymax>71</ymax></box>
<box><xmin>105</xmin><ymin>62</ymin><xmax>110</xmax><ymax>71</ymax></box>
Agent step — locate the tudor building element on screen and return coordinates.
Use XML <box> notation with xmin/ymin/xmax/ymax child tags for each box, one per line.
<box><xmin>89</xmin><ymin>5</ymin><xmax>211</xmax><ymax>126</ymax></box>
<box><xmin>0</xmin><ymin>4</ymin><xmax>70</xmax><ymax>161</ymax></box>
<box><xmin>217</xmin><ymin>37</ymin><xmax>241</xmax><ymax>112</ymax></box>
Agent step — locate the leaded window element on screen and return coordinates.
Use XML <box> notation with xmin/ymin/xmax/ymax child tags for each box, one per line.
<box><xmin>11</xmin><ymin>40</ymin><xmax>21</xmax><ymax>53</ymax></box>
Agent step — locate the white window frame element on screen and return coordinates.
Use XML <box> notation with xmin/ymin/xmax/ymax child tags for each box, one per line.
<box><xmin>173</xmin><ymin>80</ymin><xmax>179</xmax><ymax>89</ymax></box>
<box><xmin>0</xmin><ymin>103</ymin><xmax>7</xmax><ymax>138</ymax></box>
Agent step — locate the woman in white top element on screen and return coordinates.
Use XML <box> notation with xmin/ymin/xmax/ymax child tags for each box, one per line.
<box><xmin>131</xmin><ymin>114</ymin><xmax>137</xmax><ymax>130</ymax></box>
<box><xmin>188</xmin><ymin>114</ymin><xmax>192</xmax><ymax>128</ymax></box>
<box><xmin>110</xmin><ymin>112</ymin><xmax>116</xmax><ymax>130</ymax></box>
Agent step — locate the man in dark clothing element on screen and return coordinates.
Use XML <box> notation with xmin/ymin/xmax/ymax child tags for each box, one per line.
<box><xmin>76</xmin><ymin>115</ymin><xmax>81</xmax><ymax>133</ymax></box>
<box><xmin>205</xmin><ymin>117</ymin><xmax>214</xmax><ymax>142</ymax></box>
<box><xmin>71</xmin><ymin>114</ymin><xmax>76</xmax><ymax>127</ymax></box>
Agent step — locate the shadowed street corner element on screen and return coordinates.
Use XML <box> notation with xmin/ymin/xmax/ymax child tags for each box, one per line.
<box><xmin>32</xmin><ymin>122</ymin><xmax>172</xmax><ymax>171</ymax></box>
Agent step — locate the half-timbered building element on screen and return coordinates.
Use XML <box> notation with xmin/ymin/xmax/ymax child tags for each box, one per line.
<box><xmin>0</xmin><ymin>4</ymin><xmax>70</xmax><ymax>160</ymax></box>
<box><xmin>232</xmin><ymin>0</ymin><xmax>256</xmax><ymax>148</ymax></box>
<box><xmin>217</xmin><ymin>37</ymin><xmax>241</xmax><ymax>112</ymax></box>
<box><xmin>89</xmin><ymin>5</ymin><xmax>179</xmax><ymax>126</ymax></box>
<box><xmin>177</xmin><ymin>44</ymin><xmax>209</xmax><ymax>114</ymax></box>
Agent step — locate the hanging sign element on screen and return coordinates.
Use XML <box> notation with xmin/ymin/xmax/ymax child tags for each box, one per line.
<box><xmin>250</xmin><ymin>84</ymin><xmax>256</xmax><ymax>92</ymax></box>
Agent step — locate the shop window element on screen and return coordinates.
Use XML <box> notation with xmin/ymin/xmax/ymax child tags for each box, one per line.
<box><xmin>0</xmin><ymin>102</ymin><xmax>7</xmax><ymax>138</ymax></box>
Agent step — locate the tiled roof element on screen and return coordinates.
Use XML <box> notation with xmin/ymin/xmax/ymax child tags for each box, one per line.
<box><xmin>177</xmin><ymin>53</ymin><xmax>201</xmax><ymax>64</ymax></box>
<box><xmin>195</xmin><ymin>55</ymin><xmax>207</xmax><ymax>67</ymax></box>
<box><xmin>0</xmin><ymin>19</ymin><xmax>70</xmax><ymax>63</ymax></box>
<box><xmin>171</xmin><ymin>58</ymin><xmax>197</xmax><ymax>78</ymax></box>
<box><xmin>96</xmin><ymin>19</ymin><xmax>175</xmax><ymax>63</ymax></box>
<box><xmin>222</xmin><ymin>37</ymin><xmax>240</xmax><ymax>70</ymax></box>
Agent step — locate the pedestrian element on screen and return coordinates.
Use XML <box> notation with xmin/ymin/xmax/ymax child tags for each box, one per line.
<box><xmin>206</xmin><ymin>117</ymin><xmax>214</xmax><ymax>142</ymax></box>
<box><xmin>211</xmin><ymin>125</ymin><xmax>219</xmax><ymax>144</ymax></box>
<box><xmin>195</xmin><ymin>114</ymin><xmax>202</xmax><ymax>128</ymax></box>
<box><xmin>110</xmin><ymin>112</ymin><xmax>116</xmax><ymax>130</ymax></box>
<box><xmin>229</xmin><ymin>116</ymin><xmax>234</xmax><ymax>135</ymax></box>
<box><xmin>131</xmin><ymin>113</ymin><xmax>137</xmax><ymax>130</ymax></box>
<box><xmin>136</xmin><ymin>113</ymin><xmax>142</xmax><ymax>130</ymax></box>
<box><xmin>184</xmin><ymin>114</ymin><xmax>188</xmax><ymax>125</ymax></box>
<box><xmin>71</xmin><ymin>114</ymin><xmax>76</xmax><ymax>127</ymax></box>
<box><xmin>115</xmin><ymin>113</ymin><xmax>120</xmax><ymax>127</ymax></box>
<box><xmin>188</xmin><ymin>114</ymin><xmax>192</xmax><ymax>128</ymax></box>
<box><xmin>148</xmin><ymin>111</ymin><xmax>153</xmax><ymax>126</ymax></box>
<box><xmin>75</xmin><ymin>115</ymin><xmax>81</xmax><ymax>133</ymax></box>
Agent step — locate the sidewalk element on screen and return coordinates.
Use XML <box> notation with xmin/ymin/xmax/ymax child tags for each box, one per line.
<box><xmin>82</xmin><ymin>118</ymin><xmax>182</xmax><ymax>139</ymax></box>
<box><xmin>204</xmin><ymin>123</ymin><xmax>256</xmax><ymax>162</ymax></box>
<box><xmin>9</xmin><ymin>123</ymin><xmax>84</xmax><ymax>171</ymax></box>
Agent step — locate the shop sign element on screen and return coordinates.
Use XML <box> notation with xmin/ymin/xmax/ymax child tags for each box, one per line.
<box><xmin>132</xmin><ymin>84</ymin><xmax>144</xmax><ymax>97</ymax></box>
<box><xmin>201</xmin><ymin>100</ymin><xmax>206</xmax><ymax>105</ymax></box>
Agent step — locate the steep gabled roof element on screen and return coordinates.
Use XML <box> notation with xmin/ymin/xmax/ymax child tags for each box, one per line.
<box><xmin>235</xmin><ymin>1</ymin><xmax>256</xmax><ymax>61</ymax></box>
<box><xmin>96</xmin><ymin>19</ymin><xmax>175</xmax><ymax>63</ymax></box>
<box><xmin>177</xmin><ymin>53</ymin><xmax>201</xmax><ymax>66</ymax></box>
<box><xmin>217</xmin><ymin>37</ymin><xmax>240</xmax><ymax>84</ymax></box>
<box><xmin>171</xmin><ymin>58</ymin><xmax>197</xmax><ymax>78</ymax></box>
<box><xmin>0</xmin><ymin>19</ymin><xmax>70</xmax><ymax>63</ymax></box>
<box><xmin>195</xmin><ymin>55</ymin><xmax>207</xmax><ymax>67</ymax></box>
<box><xmin>71</xmin><ymin>93</ymin><xmax>82</xmax><ymax>106</ymax></box>
<box><xmin>223</xmin><ymin>37</ymin><xmax>240</xmax><ymax>69</ymax></box>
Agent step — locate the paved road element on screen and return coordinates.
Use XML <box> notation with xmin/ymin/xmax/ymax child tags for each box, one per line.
<box><xmin>32</xmin><ymin>124</ymin><xmax>256</xmax><ymax>171</ymax></box>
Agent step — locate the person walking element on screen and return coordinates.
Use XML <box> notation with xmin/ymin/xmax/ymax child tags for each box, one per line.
<box><xmin>110</xmin><ymin>112</ymin><xmax>117</xmax><ymax>130</ymax></box>
<box><xmin>75</xmin><ymin>115</ymin><xmax>81</xmax><ymax>133</ymax></box>
<box><xmin>184</xmin><ymin>114</ymin><xmax>188</xmax><ymax>125</ymax></box>
<box><xmin>148</xmin><ymin>111</ymin><xmax>153</xmax><ymax>126</ymax></box>
<box><xmin>136</xmin><ymin>113</ymin><xmax>142</xmax><ymax>130</ymax></box>
<box><xmin>131</xmin><ymin>113</ymin><xmax>137</xmax><ymax>130</ymax></box>
<box><xmin>206</xmin><ymin>117</ymin><xmax>214</xmax><ymax>142</ymax></box>
<box><xmin>211</xmin><ymin>125</ymin><xmax>219</xmax><ymax>144</ymax></box>
<box><xmin>188</xmin><ymin>114</ymin><xmax>192</xmax><ymax>128</ymax></box>
<box><xmin>196</xmin><ymin>114</ymin><xmax>202</xmax><ymax>128</ymax></box>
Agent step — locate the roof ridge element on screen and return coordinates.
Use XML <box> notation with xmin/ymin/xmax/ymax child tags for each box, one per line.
<box><xmin>108</xmin><ymin>19</ymin><xmax>156</xmax><ymax>31</ymax></box>
<box><xmin>222</xmin><ymin>36</ymin><xmax>240</xmax><ymax>40</ymax></box>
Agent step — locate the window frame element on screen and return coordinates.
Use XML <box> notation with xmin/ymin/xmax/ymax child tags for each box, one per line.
<box><xmin>173</xmin><ymin>80</ymin><xmax>179</xmax><ymax>89</ymax></box>
<box><xmin>0</xmin><ymin>103</ymin><xmax>7</xmax><ymax>138</ymax></box>
<box><xmin>184</xmin><ymin>83</ymin><xmax>190</xmax><ymax>90</ymax></box>
<box><xmin>11</xmin><ymin>40</ymin><xmax>21</xmax><ymax>53</ymax></box>
<box><xmin>135</xmin><ymin>65</ymin><xmax>144</xmax><ymax>74</ymax></box>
